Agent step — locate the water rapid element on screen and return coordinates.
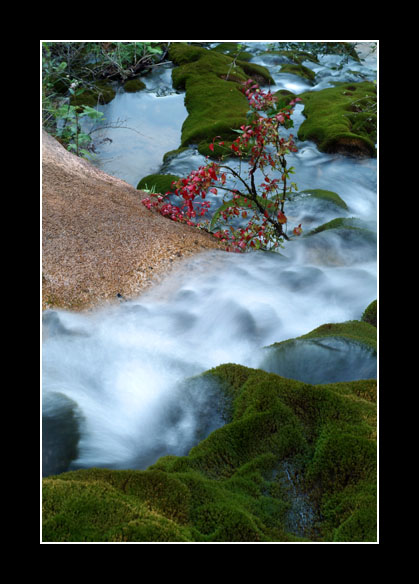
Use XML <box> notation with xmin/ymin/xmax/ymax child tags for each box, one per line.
<box><xmin>42</xmin><ymin>43</ymin><xmax>377</xmax><ymax>477</ymax></box>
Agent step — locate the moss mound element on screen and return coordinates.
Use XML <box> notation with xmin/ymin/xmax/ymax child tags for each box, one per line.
<box><xmin>361</xmin><ymin>300</ymin><xmax>377</xmax><ymax>328</ymax></box>
<box><xmin>261</xmin><ymin>319</ymin><xmax>377</xmax><ymax>385</ymax></box>
<box><xmin>123</xmin><ymin>78</ymin><xmax>146</xmax><ymax>93</ymax></box>
<box><xmin>168</xmin><ymin>43</ymin><xmax>274</xmax><ymax>157</ymax></box>
<box><xmin>297</xmin><ymin>189</ymin><xmax>348</xmax><ymax>210</ymax></box>
<box><xmin>43</xmin><ymin>354</ymin><xmax>376</xmax><ymax>542</ymax></box>
<box><xmin>306</xmin><ymin>217</ymin><xmax>376</xmax><ymax>240</ymax></box>
<box><xmin>136</xmin><ymin>173</ymin><xmax>180</xmax><ymax>194</ymax></box>
<box><xmin>70</xmin><ymin>80</ymin><xmax>116</xmax><ymax>108</ymax></box>
<box><xmin>279</xmin><ymin>63</ymin><xmax>316</xmax><ymax>83</ymax></box>
<box><xmin>266</xmin><ymin>49</ymin><xmax>319</xmax><ymax>66</ymax></box>
<box><xmin>297</xmin><ymin>320</ymin><xmax>377</xmax><ymax>351</ymax></box>
<box><xmin>212</xmin><ymin>42</ymin><xmax>253</xmax><ymax>62</ymax></box>
<box><xmin>298</xmin><ymin>81</ymin><xmax>377</xmax><ymax>157</ymax></box>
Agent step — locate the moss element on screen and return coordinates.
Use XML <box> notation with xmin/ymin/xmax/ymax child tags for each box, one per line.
<box><xmin>42</xmin><ymin>310</ymin><xmax>377</xmax><ymax>543</ymax></box>
<box><xmin>162</xmin><ymin>146</ymin><xmax>190</xmax><ymax>162</ymax></box>
<box><xmin>212</xmin><ymin>42</ymin><xmax>253</xmax><ymax>62</ymax></box>
<box><xmin>297</xmin><ymin>189</ymin><xmax>348</xmax><ymax>210</ymax></box>
<box><xmin>136</xmin><ymin>173</ymin><xmax>180</xmax><ymax>194</ymax></box>
<box><xmin>236</xmin><ymin>60</ymin><xmax>275</xmax><ymax>86</ymax></box>
<box><xmin>306</xmin><ymin>217</ymin><xmax>377</xmax><ymax>245</ymax></box>
<box><xmin>42</xmin><ymin>474</ymin><xmax>194</xmax><ymax>542</ymax></box>
<box><xmin>265</xmin><ymin>49</ymin><xmax>319</xmax><ymax>65</ymax></box>
<box><xmin>123</xmin><ymin>78</ymin><xmax>146</xmax><ymax>93</ymax></box>
<box><xmin>362</xmin><ymin>300</ymin><xmax>377</xmax><ymax>328</ymax></box>
<box><xmin>279</xmin><ymin>63</ymin><xmax>316</xmax><ymax>83</ymax></box>
<box><xmin>70</xmin><ymin>80</ymin><xmax>116</xmax><ymax>108</ymax></box>
<box><xmin>298</xmin><ymin>81</ymin><xmax>377</xmax><ymax>157</ymax></box>
<box><xmin>43</xmin><ymin>356</ymin><xmax>376</xmax><ymax>542</ymax></box>
<box><xmin>168</xmin><ymin>43</ymin><xmax>273</xmax><ymax>156</ymax></box>
<box><xmin>274</xmin><ymin>89</ymin><xmax>297</xmax><ymax>109</ymax></box>
<box><xmin>298</xmin><ymin>320</ymin><xmax>377</xmax><ymax>352</ymax></box>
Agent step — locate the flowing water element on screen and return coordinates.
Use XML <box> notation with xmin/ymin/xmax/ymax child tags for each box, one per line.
<box><xmin>42</xmin><ymin>42</ymin><xmax>377</xmax><ymax>477</ymax></box>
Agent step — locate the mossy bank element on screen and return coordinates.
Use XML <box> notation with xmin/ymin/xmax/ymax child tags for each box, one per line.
<box><xmin>43</xmin><ymin>366</ymin><xmax>376</xmax><ymax>542</ymax></box>
<box><xmin>43</xmin><ymin>312</ymin><xmax>377</xmax><ymax>543</ymax></box>
<box><xmin>298</xmin><ymin>81</ymin><xmax>377</xmax><ymax>157</ymax></box>
<box><xmin>168</xmin><ymin>43</ymin><xmax>274</xmax><ymax>157</ymax></box>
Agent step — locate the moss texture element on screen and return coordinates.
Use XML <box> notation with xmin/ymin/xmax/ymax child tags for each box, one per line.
<box><xmin>70</xmin><ymin>80</ymin><xmax>116</xmax><ymax>108</ymax></box>
<box><xmin>297</xmin><ymin>189</ymin><xmax>348</xmax><ymax>210</ymax></box>
<box><xmin>306</xmin><ymin>217</ymin><xmax>376</xmax><ymax>241</ymax></box>
<box><xmin>43</xmin><ymin>312</ymin><xmax>377</xmax><ymax>542</ymax></box>
<box><xmin>298</xmin><ymin>81</ymin><xmax>377</xmax><ymax>157</ymax></box>
<box><xmin>212</xmin><ymin>43</ymin><xmax>253</xmax><ymax>62</ymax></box>
<box><xmin>168</xmin><ymin>43</ymin><xmax>274</xmax><ymax>157</ymax></box>
<box><xmin>123</xmin><ymin>78</ymin><xmax>146</xmax><ymax>93</ymax></box>
<box><xmin>279</xmin><ymin>63</ymin><xmax>316</xmax><ymax>83</ymax></box>
<box><xmin>297</xmin><ymin>320</ymin><xmax>377</xmax><ymax>352</ymax></box>
<box><xmin>361</xmin><ymin>300</ymin><xmax>377</xmax><ymax>328</ymax></box>
<box><xmin>136</xmin><ymin>173</ymin><xmax>180</xmax><ymax>194</ymax></box>
<box><xmin>266</xmin><ymin>49</ymin><xmax>319</xmax><ymax>66</ymax></box>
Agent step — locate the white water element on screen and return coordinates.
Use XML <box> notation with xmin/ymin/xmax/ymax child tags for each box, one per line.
<box><xmin>42</xmin><ymin>42</ymin><xmax>377</xmax><ymax>476</ymax></box>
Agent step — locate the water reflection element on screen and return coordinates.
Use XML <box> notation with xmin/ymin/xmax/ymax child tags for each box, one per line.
<box><xmin>83</xmin><ymin>65</ymin><xmax>187</xmax><ymax>186</ymax></box>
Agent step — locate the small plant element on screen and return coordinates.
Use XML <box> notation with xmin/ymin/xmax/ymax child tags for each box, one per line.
<box><xmin>142</xmin><ymin>80</ymin><xmax>303</xmax><ymax>252</ymax></box>
<box><xmin>42</xmin><ymin>42</ymin><xmax>168</xmax><ymax>158</ymax></box>
<box><xmin>54</xmin><ymin>96</ymin><xmax>105</xmax><ymax>158</ymax></box>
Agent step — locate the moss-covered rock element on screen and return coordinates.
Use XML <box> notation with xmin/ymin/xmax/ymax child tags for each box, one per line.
<box><xmin>168</xmin><ymin>43</ymin><xmax>273</xmax><ymax>157</ymax></box>
<box><xmin>298</xmin><ymin>81</ymin><xmax>377</xmax><ymax>157</ymax></box>
<box><xmin>298</xmin><ymin>320</ymin><xmax>377</xmax><ymax>351</ymax></box>
<box><xmin>306</xmin><ymin>217</ymin><xmax>376</xmax><ymax>239</ymax></box>
<box><xmin>136</xmin><ymin>173</ymin><xmax>180</xmax><ymax>194</ymax></box>
<box><xmin>260</xmin><ymin>320</ymin><xmax>377</xmax><ymax>385</ymax></box>
<box><xmin>279</xmin><ymin>63</ymin><xmax>316</xmax><ymax>83</ymax></box>
<box><xmin>265</xmin><ymin>49</ymin><xmax>319</xmax><ymax>66</ymax></box>
<box><xmin>212</xmin><ymin>42</ymin><xmax>253</xmax><ymax>62</ymax></box>
<box><xmin>274</xmin><ymin>89</ymin><xmax>298</xmax><ymax>109</ymax></box>
<box><xmin>123</xmin><ymin>78</ymin><xmax>146</xmax><ymax>93</ymax></box>
<box><xmin>296</xmin><ymin>189</ymin><xmax>348</xmax><ymax>210</ymax></box>
<box><xmin>70</xmin><ymin>80</ymin><xmax>116</xmax><ymax>108</ymax></box>
<box><xmin>43</xmin><ymin>351</ymin><xmax>377</xmax><ymax>542</ymax></box>
<box><xmin>361</xmin><ymin>300</ymin><xmax>377</xmax><ymax>327</ymax></box>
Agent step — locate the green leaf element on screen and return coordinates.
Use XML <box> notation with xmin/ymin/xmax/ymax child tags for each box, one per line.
<box><xmin>80</xmin><ymin>105</ymin><xmax>105</xmax><ymax>120</ymax></box>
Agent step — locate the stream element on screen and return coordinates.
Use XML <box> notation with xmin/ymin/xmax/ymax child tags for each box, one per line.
<box><xmin>42</xmin><ymin>42</ymin><xmax>377</xmax><ymax>478</ymax></box>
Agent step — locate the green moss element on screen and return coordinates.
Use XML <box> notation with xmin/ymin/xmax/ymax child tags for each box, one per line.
<box><xmin>299</xmin><ymin>320</ymin><xmax>377</xmax><ymax>352</ymax></box>
<box><xmin>362</xmin><ymin>300</ymin><xmax>377</xmax><ymax>327</ymax></box>
<box><xmin>274</xmin><ymin>89</ymin><xmax>297</xmax><ymax>109</ymax></box>
<box><xmin>297</xmin><ymin>189</ymin><xmax>348</xmax><ymax>210</ymax></box>
<box><xmin>265</xmin><ymin>49</ymin><xmax>319</xmax><ymax>65</ymax></box>
<box><xmin>168</xmin><ymin>43</ymin><xmax>273</xmax><ymax>156</ymax></box>
<box><xmin>298</xmin><ymin>81</ymin><xmax>377</xmax><ymax>157</ymax></box>
<box><xmin>70</xmin><ymin>80</ymin><xmax>116</xmax><ymax>108</ymax></box>
<box><xmin>306</xmin><ymin>217</ymin><xmax>377</xmax><ymax>248</ymax></box>
<box><xmin>123</xmin><ymin>78</ymin><xmax>146</xmax><ymax>93</ymax></box>
<box><xmin>212</xmin><ymin>43</ymin><xmax>253</xmax><ymax>62</ymax></box>
<box><xmin>42</xmin><ymin>307</ymin><xmax>377</xmax><ymax>543</ymax></box>
<box><xmin>279</xmin><ymin>63</ymin><xmax>316</xmax><ymax>82</ymax></box>
<box><xmin>42</xmin><ymin>473</ymin><xmax>194</xmax><ymax>542</ymax></box>
<box><xmin>43</xmin><ymin>355</ymin><xmax>376</xmax><ymax>542</ymax></box>
<box><xmin>136</xmin><ymin>173</ymin><xmax>180</xmax><ymax>194</ymax></box>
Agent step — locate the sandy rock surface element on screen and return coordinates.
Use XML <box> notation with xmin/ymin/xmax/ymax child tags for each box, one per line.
<box><xmin>42</xmin><ymin>130</ymin><xmax>225</xmax><ymax>311</ymax></box>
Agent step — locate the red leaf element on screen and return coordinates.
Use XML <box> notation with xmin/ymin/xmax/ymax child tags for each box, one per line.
<box><xmin>277</xmin><ymin>211</ymin><xmax>287</xmax><ymax>224</ymax></box>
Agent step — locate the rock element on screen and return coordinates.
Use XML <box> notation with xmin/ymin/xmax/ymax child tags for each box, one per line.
<box><xmin>297</xmin><ymin>81</ymin><xmax>377</xmax><ymax>157</ymax></box>
<box><xmin>260</xmin><ymin>320</ymin><xmax>377</xmax><ymax>384</ymax></box>
<box><xmin>42</xmin><ymin>130</ymin><xmax>225</xmax><ymax>311</ymax></box>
